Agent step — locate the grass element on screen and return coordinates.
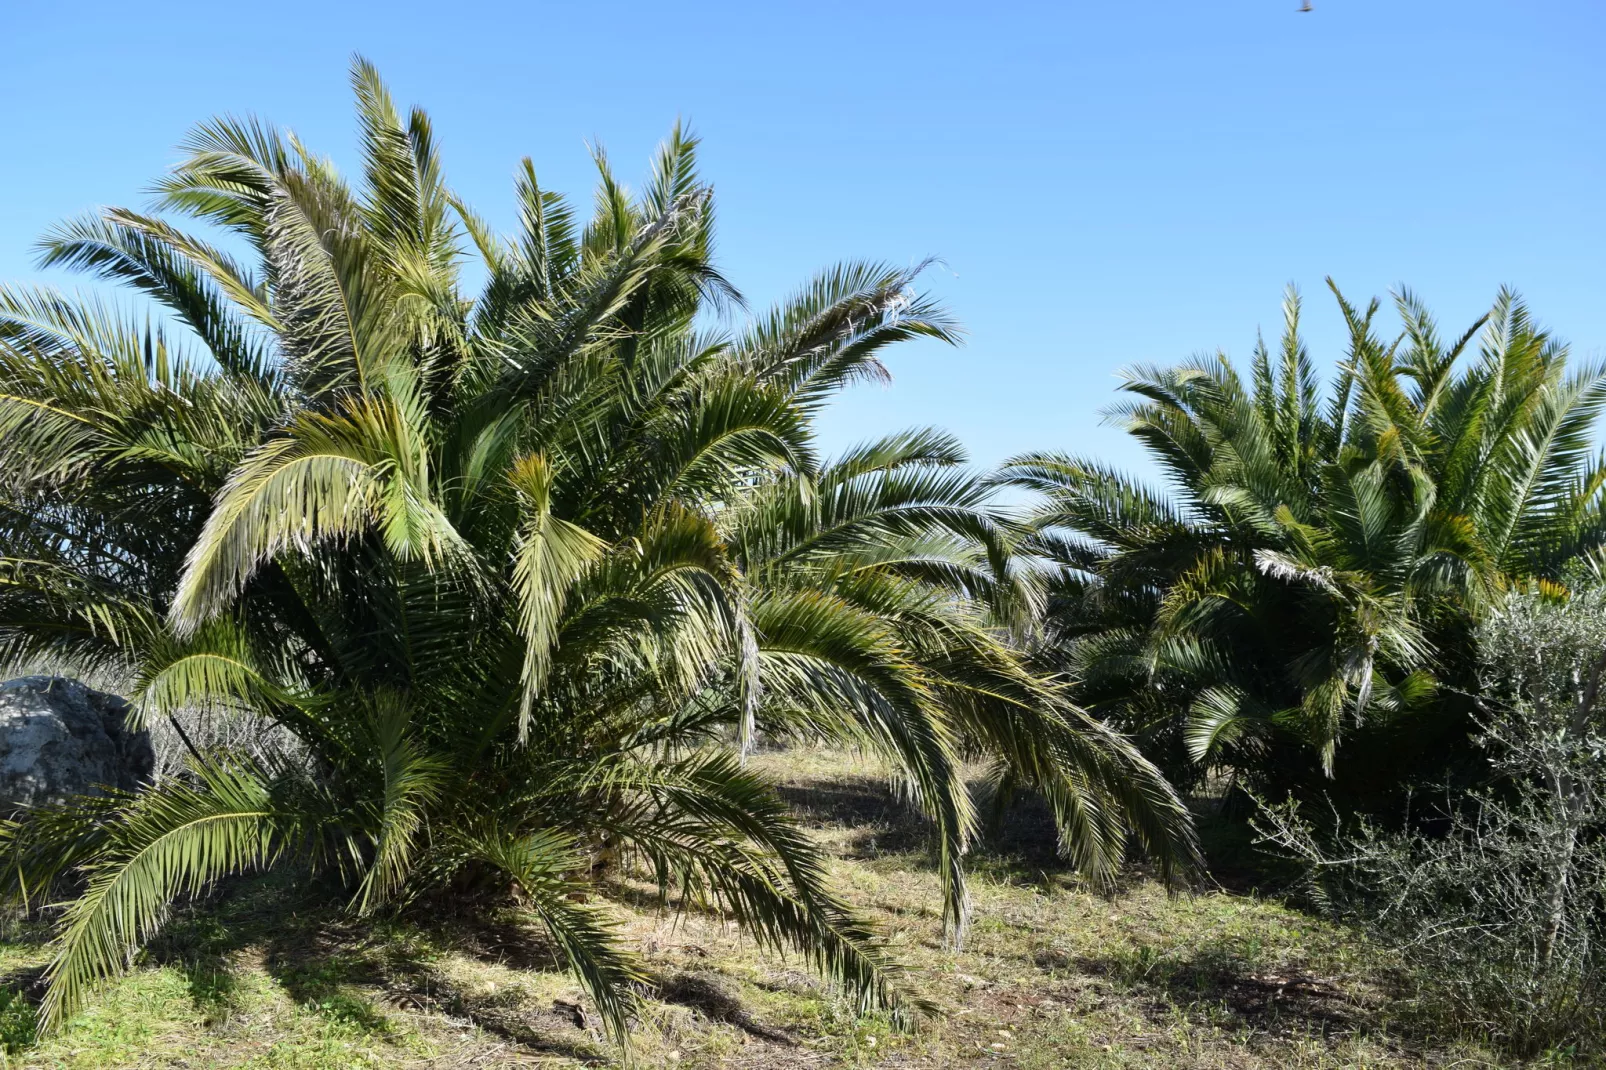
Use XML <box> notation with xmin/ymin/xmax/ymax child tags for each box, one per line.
<box><xmin>0</xmin><ymin>747</ymin><xmax>1530</xmax><ymax>1068</ymax></box>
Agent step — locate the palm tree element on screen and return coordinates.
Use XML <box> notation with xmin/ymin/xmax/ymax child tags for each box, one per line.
<box><xmin>0</xmin><ymin>61</ymin><xmax>1193</xmax><ymax>1042</ymax></box>
<box><xmin>999</xmin><ymin>283</ymin><xmax>1606</xmax><ymax>793</ymax></box>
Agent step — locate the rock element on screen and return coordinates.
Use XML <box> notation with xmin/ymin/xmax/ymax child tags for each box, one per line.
<box><xmin>0</xmin><ymin>676</ymin><xmax>153</xmax><ymax>808</ymax></box>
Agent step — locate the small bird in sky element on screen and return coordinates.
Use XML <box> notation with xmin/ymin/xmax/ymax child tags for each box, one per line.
<box><xmin>1300</xmin><ymin>1</ymin><xmax>1313</xmax><ymax>9</ymax></box>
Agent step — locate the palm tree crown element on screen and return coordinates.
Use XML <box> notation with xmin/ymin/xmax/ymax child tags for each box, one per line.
<box><xmin>0</xmin><ymin>61</ymin><xmax>1192</xmax><ymax>1041</ymax></box>
<box><xmin>1001</xmin><ymin>282</ymin><xmax>1606</xmax><ymax>792</ymax></box>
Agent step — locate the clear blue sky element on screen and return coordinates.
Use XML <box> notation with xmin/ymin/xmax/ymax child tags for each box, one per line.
<box><xmin>3</xmin><ymin>0</ymin><xmax>1601</xmax><ymax>475</ymax></box>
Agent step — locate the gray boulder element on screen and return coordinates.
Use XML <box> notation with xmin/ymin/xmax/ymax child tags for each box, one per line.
<box><xmin>0</xmin><ymin>676</ymin><xmax>154</xmax><ymax>808</ymax></box>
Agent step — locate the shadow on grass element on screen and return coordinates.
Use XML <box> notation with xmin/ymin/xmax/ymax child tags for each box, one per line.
<box><xmin>149</xmin><ymin>908</ymin><xmax>247</xmax><ymax>1025</ymax></box>
<box><xmin>1058</xmin><ymin>934</ymin><xmax>1361</xmax><ymax>1034</ymax></box>
<box><xmin>774</xmin><ymin>774</ymin><xmax>935</xmax><ymax>855</ymax></box>
<box><xmin>776</xmin><ymin>769</ymin><xmax>1148</xmax><ymax>890</ymax></box>
<box><xmin>656</xmin><ymin>971</ymin><xmax>796</xmax><ymax>1045</ymax></box>
<box><xmin>140</xmin><ymin>872</ymin><xmax>609</xmax><ymax>1064</ymax></box>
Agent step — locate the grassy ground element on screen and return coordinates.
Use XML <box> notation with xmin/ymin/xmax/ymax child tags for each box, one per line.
<box><xmin>0</xmin><ymin>748</ymin><xmax>1522</xmax><ymax>1069</ymax></box>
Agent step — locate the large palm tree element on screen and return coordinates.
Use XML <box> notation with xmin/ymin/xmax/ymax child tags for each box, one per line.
<box><xmin>0</xmin><ymin>62</ymin><xmax>1192</xmax><ymax>1042</ymax></box>
<box><xmin>1000</xmin><ymin>283</ymin><xmax>1606</xmax><ymax>794</ymax></box>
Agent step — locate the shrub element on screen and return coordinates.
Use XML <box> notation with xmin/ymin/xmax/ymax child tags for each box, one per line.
<box><xmin>1254</xmin><ymin>587</ymin><xmax>1606</xmax><ymax>1056</ymax></box>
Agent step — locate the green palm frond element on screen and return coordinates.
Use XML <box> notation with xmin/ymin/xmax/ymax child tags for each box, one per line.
<box><xmin>352</xmin><ymin>693</ymin><xmax>445</xmax><ymax>914</ymax></box>
<box><xmin>171</xmin><ymin>393</ymin><xmax>467</xmax><ymax>629</ymax></box>
<box><xmin>738</xmin><ymin>260</ymin><xmax>961</xmax><ymax>410</ymax></box>
<box><xmin>39</xmin><ymin>764</ymin><xmax>283</xmax><ymax>1031</ymax></box>
<box><xmin>37</xmin><ymin>210</ymin><xmax>276</xmax><ymax>375</ymax></box>
<box><xmin>507</xmin><ymin>452</ymin><xmax>606</xmax><ymax>737</ymax></box>
<box><xmin>444</xmin><ymin>822</ymin><xmax>644</xmax><ymax>1046</ymax></box>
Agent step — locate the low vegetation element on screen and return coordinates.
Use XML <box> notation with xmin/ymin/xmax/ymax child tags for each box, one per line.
<box><xmin>0</xmin><ymin>748</ymin><xmax>1519</xmax><ymax>1069</ymax></box>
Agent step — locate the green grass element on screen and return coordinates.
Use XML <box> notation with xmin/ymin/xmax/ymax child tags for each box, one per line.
<box><xmin>0</xmin><ymin>748</ymin><xmax>1525</xmax><ymax>1068</ymax></box>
